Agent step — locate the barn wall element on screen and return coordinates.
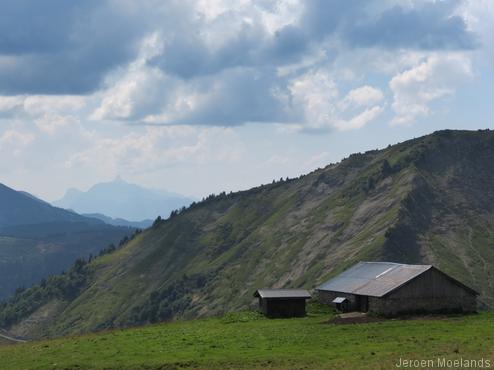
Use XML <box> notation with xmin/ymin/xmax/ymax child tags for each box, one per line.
<box><xmin>316</xmin><ymin>290</ymin><xmax>358</xmax><ymax>311</ymax></box>
<box><xmin>259</xmin><ymin>298</ymin><xmax>268</xmax><ymax>315</ymax></box>
<box><xmin>264</xmin><ymin>298</ymin><xmax>306</xmax><ymax>318</ymax></box>
<box><xmin>369</xmin><ymin>268</ymin><xmax>477</xmax><ymax>315</ymax></box>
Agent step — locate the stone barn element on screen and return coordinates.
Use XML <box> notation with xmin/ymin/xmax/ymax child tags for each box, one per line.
<box><xmin>316</xmin><ymin>262</ymin><xmax>478</xmax><ymax>316</ymax></box>
<box><xmin>254</xmin><ymin>289</ymin><xmax>311</xmax><ymax>318</ymax></box>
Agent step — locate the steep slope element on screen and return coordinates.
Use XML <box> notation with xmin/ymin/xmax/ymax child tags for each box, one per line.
<box><xmin>53</xmin><ymin>177</ymin><xmax>194</xmax><ymax>221</ymax></box>
<box><xmin>3</xmin><ymin>130</ymin><xmax>494</xmax><ymax>339</ymax></box>
<box><xmin>0</xmin><ymin>184</ymin><xmax>132</xmax><ymax>300</ymax></box>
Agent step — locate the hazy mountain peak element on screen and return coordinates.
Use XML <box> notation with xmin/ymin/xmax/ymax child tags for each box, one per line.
<box><xmin>53</xmin><ymin>179</ymin><xmax>194</xmax><ymax>222</ymax></box>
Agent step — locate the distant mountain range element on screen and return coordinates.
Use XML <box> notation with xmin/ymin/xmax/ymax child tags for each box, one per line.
<box><xmin>3</xmin><ymin>129</ymin><xmax>494</xmax><ymax>339</ymax></box>
<box><xmin>53</xmin><ymin>177</ymin><xmax>194</xmax><ymax>223</ymax></box>
<box><xmin>82</xmin><ymin>213</ymin><xmax>153</xmax><ymax>229</ymax></box>
<box><xmin>0</xmin><ymin>183</ymin><xmax>131</xmax><ymax>301</ymax></box>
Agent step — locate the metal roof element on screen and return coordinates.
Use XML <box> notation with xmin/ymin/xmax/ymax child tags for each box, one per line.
<box><xmin>253</xmin><ymin>289</ymin><xmax>311</xmax><ymax>299</ymax></box>
<box><xmin>316</xmin><ymin>261</ymin><xmax>432</xmax><ymax>297</ymax></box>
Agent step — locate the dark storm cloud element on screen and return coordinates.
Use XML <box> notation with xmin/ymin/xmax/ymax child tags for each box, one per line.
<box><xmin>148</xmin><ymin>21</ymin><xmax>311</xmax><ymax>80</ymax></box>
<box><xmin>170</xmin><ymin>67</ymin><xmax>297</xmax><ymax>126</ymax></box>
<box><xmin>300</xmin><ymin>0</ymin><xmax>477</xmax><ymax>50</ymax></box>
<box><xmin>0</xmin><ymin>0</ymin><xmax>150</xmax><ymax>94</ymax></box>
<box><xmin>0</xmin><ymin>0</ymin><xmax>81</xmax><ymax>55</ymax></box>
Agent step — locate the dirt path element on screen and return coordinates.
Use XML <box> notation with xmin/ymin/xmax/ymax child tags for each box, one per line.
<box><xmin>0</xmin><ymin>330</ymin><xmax>26</xmax><ymax>343</ymax></box>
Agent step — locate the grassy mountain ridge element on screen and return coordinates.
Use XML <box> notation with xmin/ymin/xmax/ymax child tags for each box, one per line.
<box><xmin>3</xmin><ymin>129</ymin><xmax>494</xmax><ymax>338</ymax></box>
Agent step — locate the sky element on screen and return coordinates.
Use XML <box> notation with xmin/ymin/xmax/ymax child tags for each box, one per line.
<box><xmin>0</xmin><ymin>0</ymin><xmax>493</xmax><ymax>201</ymax></box>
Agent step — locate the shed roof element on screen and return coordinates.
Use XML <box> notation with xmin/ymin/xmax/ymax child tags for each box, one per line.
<box><xmin>332</xmin><ymin>297</ymin><xmax>348</xmax><ymax>304</ymax></box>
<box><xmin>254</xmin><ymin>289</ymin><xmax>311</xmax><ymax>299</ymax></box>
<box><xmin>316</xmin><ymin>262</ymin><xmax>432</xmax><ymax>297</ymax></box>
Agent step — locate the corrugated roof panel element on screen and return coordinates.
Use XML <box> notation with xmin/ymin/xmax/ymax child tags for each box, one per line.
<box><xmin>316</xmin><ymin>261</ymin><xmax>432</xmax><ymax>297</ymax></box>
<box><xmin>254</xmin><ymin>289</ymin><xmax>311</xmax><ymax>299</ymax></box>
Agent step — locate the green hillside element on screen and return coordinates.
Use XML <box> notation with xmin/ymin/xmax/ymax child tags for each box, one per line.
<box><xmin>0</xmin><ymin>307</ymin><xmax>493</xmax><ymax>370</ymax></box>
<box><xmin>0</xmin><ymin>183</ymin><xmax>133</xmax><ymax>300</ymax></box>
<box><xmin>2</xmin><ymin>130</ymin><xmax>494</xmax><ymax>339</ymax></box>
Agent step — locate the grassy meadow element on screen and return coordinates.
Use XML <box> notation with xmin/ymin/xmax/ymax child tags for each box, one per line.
<box><xmin>1</xmin><ymin>305</ymin><xmax>493</xmax><ymax>370</ymax></box>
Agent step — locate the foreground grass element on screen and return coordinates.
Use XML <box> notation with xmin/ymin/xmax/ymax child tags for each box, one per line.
<box><xmin>1</xmin><ymin>308</ymin><xmax>494</xmax><ymax>370</ymax></box>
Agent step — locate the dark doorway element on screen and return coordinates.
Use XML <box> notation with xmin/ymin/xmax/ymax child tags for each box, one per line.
<box><xmin>356</xmin><ymin>295</ymin><xmax>369</xmax><ymax>312</ymax></box>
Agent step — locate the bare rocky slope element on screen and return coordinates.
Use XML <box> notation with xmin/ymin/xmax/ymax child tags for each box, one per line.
<box><xmin>2</xmin><ymin>129</ymin><xmax>494</xmax><ymax>339</ymax></box>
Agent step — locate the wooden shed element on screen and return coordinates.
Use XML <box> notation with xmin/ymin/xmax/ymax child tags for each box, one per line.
<box><xmin>253</xmin><ymin>289</ymin><xmax>311</xmax><ymax>318</ymax></box>
<box><xmin>316</xmin><ymin>262</ymin><xmax>478</xmax><ymax>316</ymax></box>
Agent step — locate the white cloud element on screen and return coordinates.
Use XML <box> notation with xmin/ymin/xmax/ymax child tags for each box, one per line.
<box><xmin>64</xmin><ymin>126</ymin><xmax>244</xmax><ymax>175</ymax></box>
<box><xmin>91</xmin><ymin>66</ymin><xmax>168</xmax><ymax>121</ymax></box>
<box><xmin>338</xmin><ymin>85</ymin><xmax>384</xmax><ymax>110</ymax></box>
<box><xmin>0</xmin><ymin>94</ymin><xmax>87</xmax><ymax>137</ymax></box>
<box><xmin>389</xmin><ymin>53</ymin><xmax>473</xmax><ymax>125</ymax></box>
<box><xmin>91</xmin><ymin>33</ymin><xmax>170</xmax><ymax>121</ymax></box>
<box><xmin>288</xmin><ymin>70</ymin><xmax>384</xmax><ymax>131</ymax></box>
<box><xmin>22</xmin><ymin>95</ymin><xmax>86</xmax><ymax>116</ymax></box>
<box><xmin>460</xmin><ymin>0</ymin><xmax>494</xmax><ymax>62</ymax></box>
<box><xmin>0</xmin><ymin>96</ymin><xmax>24</xmax><ymax>112</ymax></box>
<box><xmin>35</xmin><ymin>114</ymin><xmax>79</xmax><ymax>134</ymax></box>
<box><xmin>0</xmin><ymin>128</ymin><xmax>34</xmax><ymax>155</ymax></box>
<box><xmin>288</xmin><ymin>69</ymin><xmax>339</xmax><ymax>130</ymax></box>
<box><xmin>334</xmin><ymin>105</ymin><xmax>384</xmax><ymax>131</ymax></box>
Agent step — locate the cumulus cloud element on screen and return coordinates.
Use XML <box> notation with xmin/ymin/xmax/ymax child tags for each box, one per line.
<box><xmin>171</xmin><ymin>67</ymin><xmax>294</xmax><ymax>126</ymax></box>
<box><xmin>1</xmin><ymin>0</ymin><xmax>490</xmax><ymax>202</ymax></box>
<box><xmin>90</xmin><ymin>33</ymin><xmax>171</xmax><ymax>121</ymax></box>
<box><xmin>334</xmin><ymin>105</ymin><xmax>384</xmax><ymax>131</ymax></box>
<box><xmin>288</xmin><ymin>69</ymin><xmax>339</xmax><ymax>130</ymax></box>
<box><xmin>22</xmin><ymin>95</ymin><xmax>86</xmax><ymax>116</ymax></box>
<box><xmin>91</xmin><ymin>67</ymin><xmax>168</xmax><ymax>121</ymax></box>
<box><xmin>338</xmin><ymin>85</ymin><xmax>384</xmax><ymax>110</ymax></box>
<box><xmin>64</xmin><ymin>126</ymin><xmax>244</xmax><ymax>174</ymax></box>
<box><xmin>35</xmin><ymin>114</ymin><xmax>79</xmax><ymax>134</ymax></box>
<box><xmin>0</xmin><ymin>128</ymin><xmax>34</xmax><ymax>155</ymax></box>
<box><xmin>287</xmin><ymin>70</ymin><xmax>385</xmax><ymax>131</ymax></box>
<box><xmin>0</xmin><ymin>0</ymin><xmax>480</xmax><ymax>129</ymax></box>
<box><xmin>0</xmin><ymin>94</ymin><xmax>86</xmax><ymax>135</ymax></box>
<box><xmin>389</xmin><ymin>53</ymin><xmax>473</xmax><ymax>125</ymax></box>
<box><xmin>460</xmin><ymin>0</ymin><xmax>494</xmax><ymax>62</ymax></box>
